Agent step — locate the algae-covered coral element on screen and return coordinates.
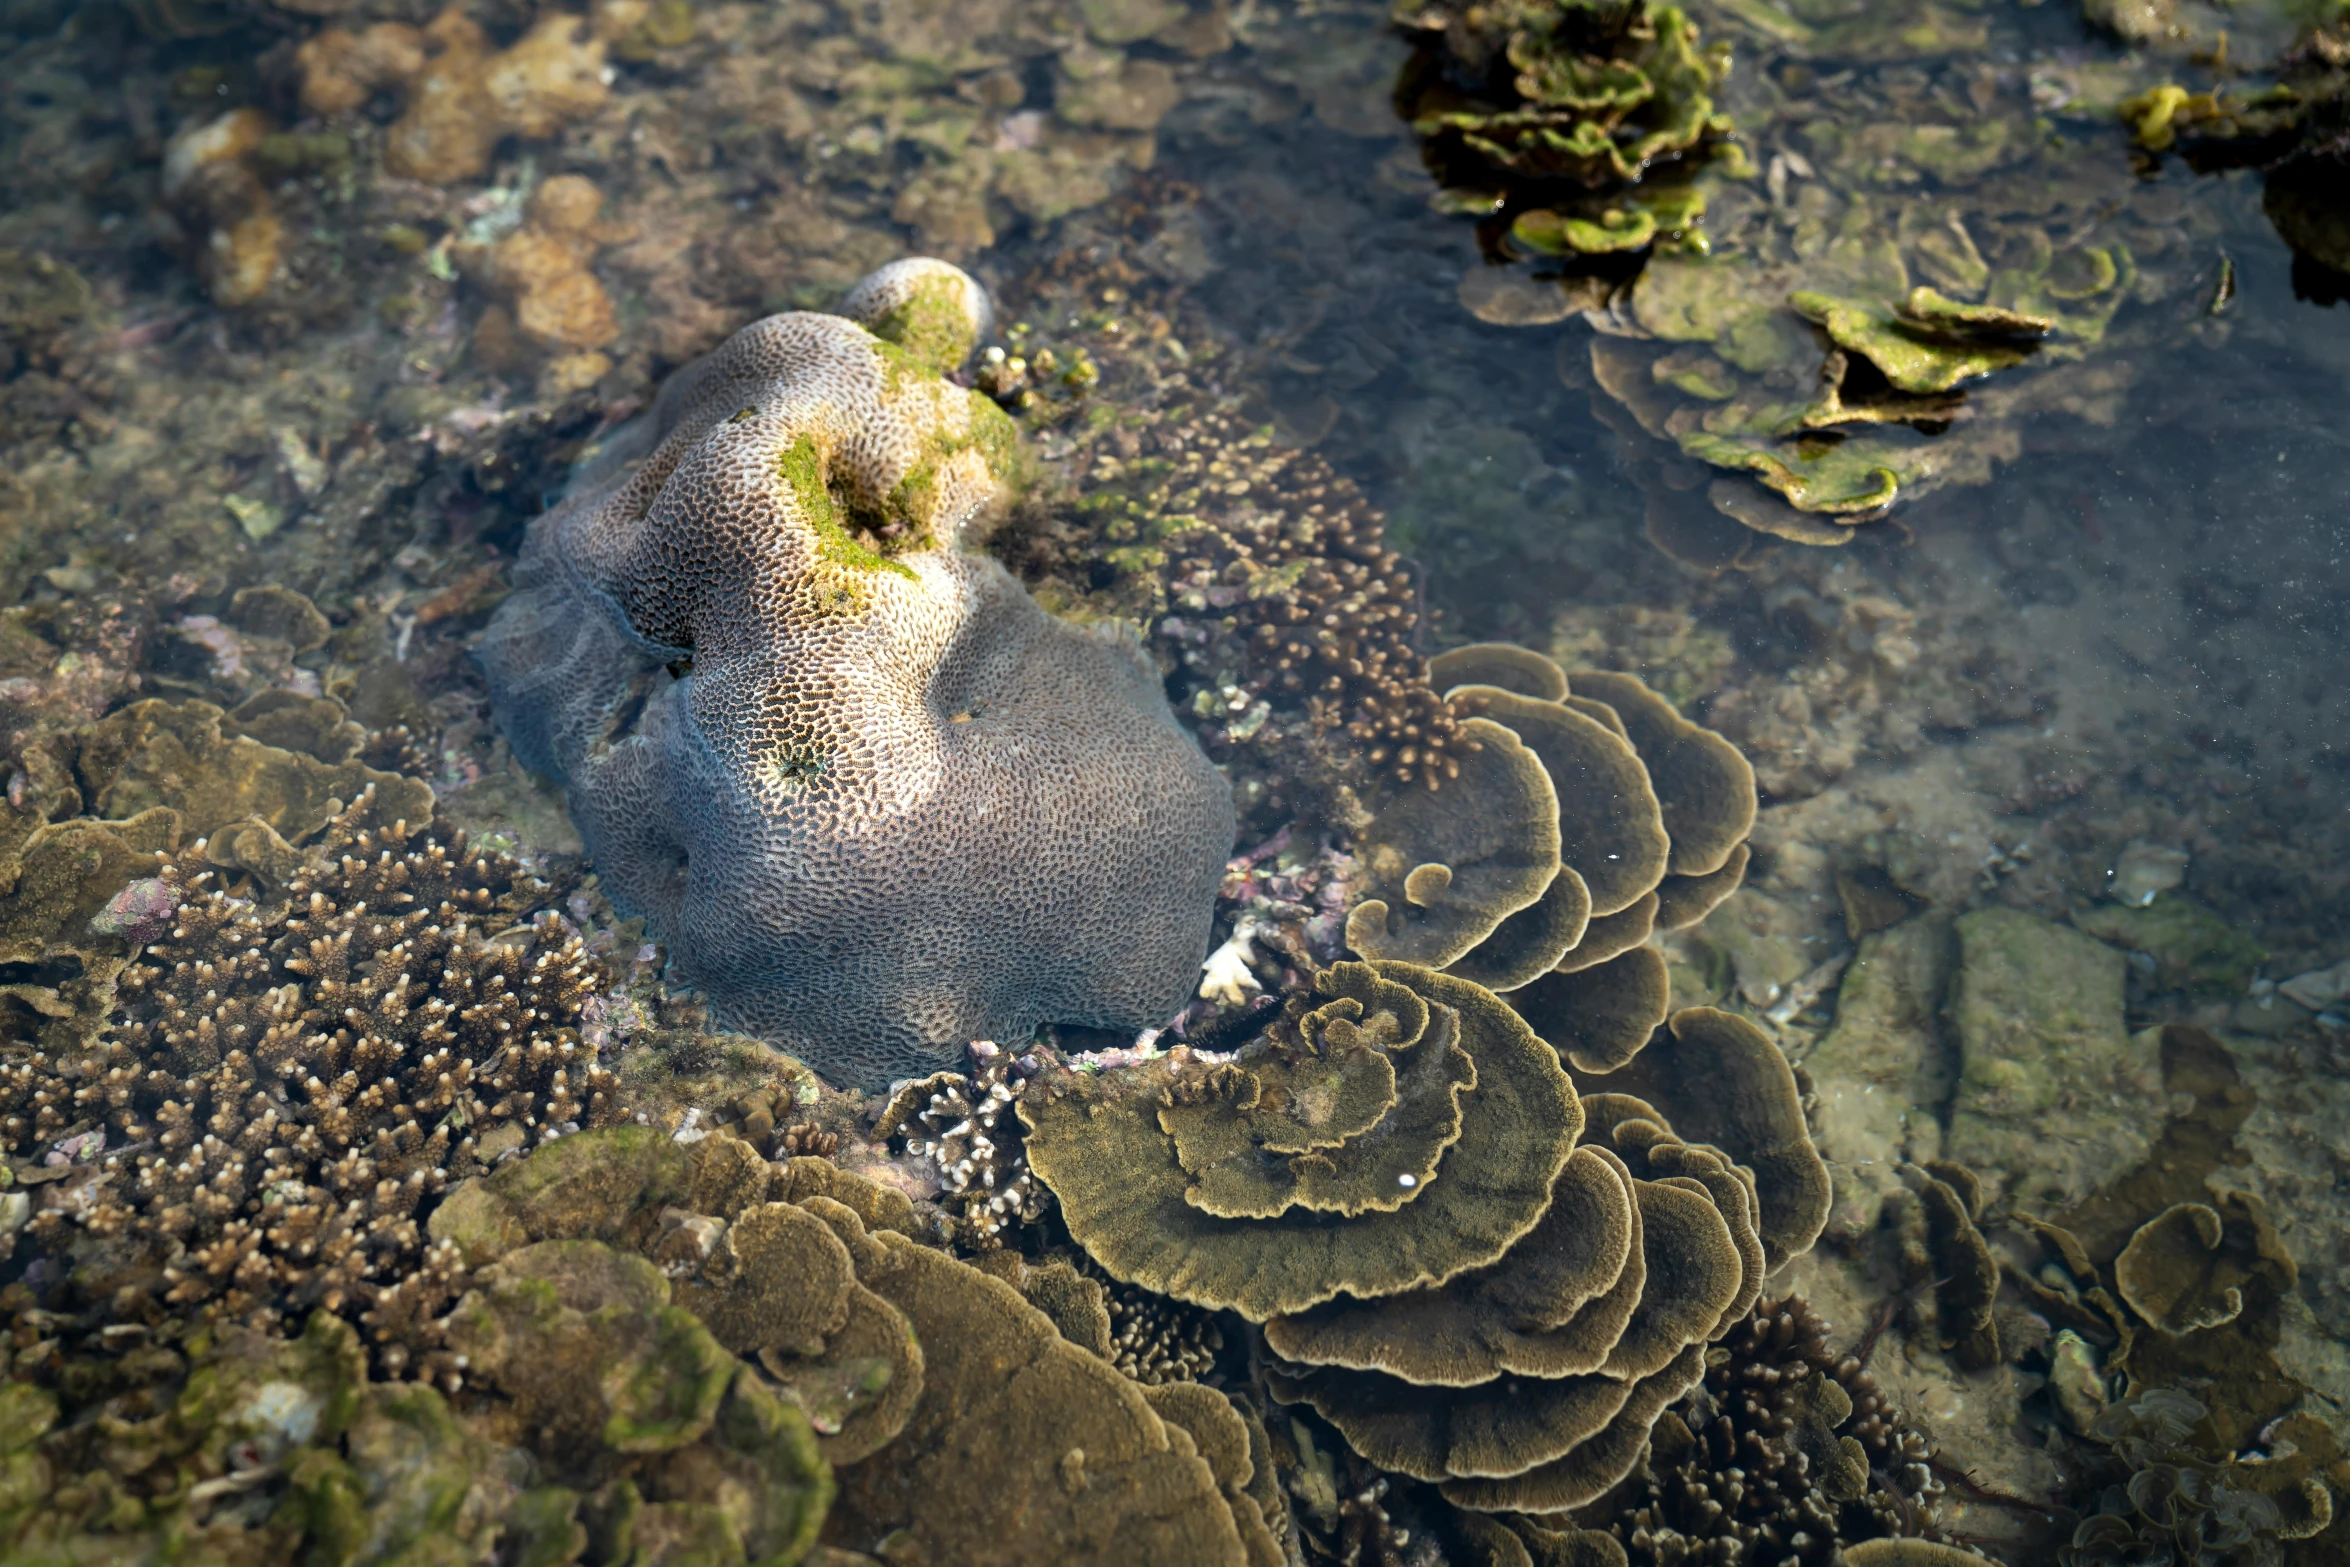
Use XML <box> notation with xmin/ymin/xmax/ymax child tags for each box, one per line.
<box><xmin>1399</xmin><ymin>0</ymin><xmax>2241</xmax><ymax>547</ymax></box>
<box><xmin>1395</xmin><ymin>0</ymin><xmax>1739</xmax><ymax>260</ymax></box>
<box><xmin>480</xmin><ymin>258</ymin><xmax>1234</xmax><ymax>1088</ymax></box>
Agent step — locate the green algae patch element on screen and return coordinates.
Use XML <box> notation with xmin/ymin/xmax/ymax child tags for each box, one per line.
<box><xmin>780</xmin><ymin>433</ymin><xmax>919</xmax><ymax>582</ymax></box>
<box><xmin>1790</xmin><ymin>291</ymin><xmax>2033</xmax><ymax>393</ymax></box>
<box><xmin>860</xmin><ymin>272</ymin><xmax>977</xmax><ymax>375</ymax></box>
<box><xmin>2073</xmin><ymin>896</ymin><xmax>2267</xmax><ymax>998</ymax></box>
<box><xmin>1515</xmin><ymin>205</ymin><xmax>1658</xmax><ymax>255</ymax></box>
<box><xmin>1675</xmin><ymin>431</ymin><xmax>1898</xmax><ymax>514</ymax></box>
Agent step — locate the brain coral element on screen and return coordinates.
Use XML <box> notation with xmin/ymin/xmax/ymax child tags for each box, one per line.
<box><xmin>481</xmin><ymin>258</ymin><xmax>1234</xmax><ymax>1085</ymax></box>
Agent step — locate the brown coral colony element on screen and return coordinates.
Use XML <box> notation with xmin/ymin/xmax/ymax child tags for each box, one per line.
<box><xmin>8</xmin><ymin>802</ymin><xmax>613</xmax><ymax>1375</ymax></box>
<box><xmin>1150</xmin><ymin>411</ymin><xmax>1468</xmax><ymax>791</ymax></box>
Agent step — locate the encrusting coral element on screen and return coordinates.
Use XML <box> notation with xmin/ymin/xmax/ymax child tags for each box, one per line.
<box><xmin>1345</xmin><ymin>642</ymin><xmax>1755</xmax><ymax>1073</ymax></box>
<box><xmin>5</xmin><ymin>794</ymin><xmax>612</xmax><ymax>1378</ymax></box>
<box><xmin>1022</xmin><ymin>958</ymin><xmax>1830</xmax><ymax>1522</ymax></box>
<box><xmin>480</xmin><ymin>257</ymin><xmax>1234</xmax><ymax>1087</ymax></box>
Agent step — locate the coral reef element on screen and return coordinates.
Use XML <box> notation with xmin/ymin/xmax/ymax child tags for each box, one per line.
<box><xmin>297</xmin><ymin>9</ymin><xmax>614</xmax><ymax>187</ymax></box>
<box><xmin>480</xmin><ymin>258</ymin><xmax>1234</xmax><ymax>1086</ymax></box>
<box><xmin>1024</xmin><ymin>959</ymin><xmax>1830</xmax><ymax>1520</ymax></box>
<box><xmin>7</xmin><ymin>799</ymin><xmax>611</xmax><ymax>1376</ymax></box>
<box><xmin>458</xmin><ymin>172</ymin><xmax>632</xmax><ymax>395</ymax></box>
<box><xmin>8</xmin><ymin>1125</ymin><xmax>1278</xmax><ymax>1564</ymax></box>
<box><xmin>1571</xmin><ymin>1294</ymin><xmax>1949</xmax><ymax>1564</ymax></box>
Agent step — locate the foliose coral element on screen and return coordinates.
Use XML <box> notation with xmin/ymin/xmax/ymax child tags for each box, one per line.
<box><xmin>2062</xmin><ymin>1390</ymin><xmax>2306</xmax><ymax>1567</ymax></box>
<box><xmin>1346</xmin><ymin>644</ymin><xmax>1755</xmax><ymax>1071</ymax></box>
<box><xmin>7</xmin><ymin>1110</ymin><xmax>1294</xmax><ymax>1566</ymax></box>
<box><xmin>1394</xmin><ymin>0</ymin><xmax>1738</xmax><ymax>258</ymax></box>
<box><xmin>480</xmin><ymin>258</ymin><xmax>1234</xmax><ymax>1087</ymax></box>
<box><xmin>1024</xmin><ymin>959</ymin><xmax>1828</xmax><ymax>1521</ymax></box>
<box><xmin>6</xmin><ymin>796</ymin><xmax>611</xmax><ymax>1378</ymax></box>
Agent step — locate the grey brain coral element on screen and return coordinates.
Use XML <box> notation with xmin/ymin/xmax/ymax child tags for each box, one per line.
<box><xmin>481</xmin><ymin>258</ymin><xmax>1234</xmax><ymax>1085</ymax></box>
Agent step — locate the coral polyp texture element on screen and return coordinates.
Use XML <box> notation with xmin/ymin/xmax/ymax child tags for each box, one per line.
<box><xmin>481</xmin><ymin>258</ymin><xmax>1234</xmax><ymax>1086</ymax></box>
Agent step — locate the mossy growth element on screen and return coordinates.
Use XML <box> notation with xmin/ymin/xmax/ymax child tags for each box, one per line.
<box><xmin>880</xmin><ymin>383</ymin><xmax>1025</xmax><ymax>533</ymax></box>
<box><xmin>778</xmin><ymin>433</ymin><xmax>920</xmax><ymax>582</ymax></box>
<box><xmin>2073</xmin><ymin>895</ymin><xmax>2267</xmax><ymax>997</ymax></box>
<box><xmin>861</xmin><ymin>270</ymin><xmax>986</xmax><ymax>377</ymax></box>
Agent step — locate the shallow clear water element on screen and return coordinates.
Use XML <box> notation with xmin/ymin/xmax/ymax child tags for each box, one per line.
<box><xmin>5</xmin><ymin>0</ymin><xmax>2350</xmax><ymax>1560</ymax></box>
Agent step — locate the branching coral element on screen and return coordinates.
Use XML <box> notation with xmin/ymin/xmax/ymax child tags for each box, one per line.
<box><xmin>7</xmin><ymin>796</ymin><xmax>612</xmax><ymax>1374</ymax></box>
<box><xmin>1575</xmin><ymin>1294</ymin><xmax>1949</xmax><ymax>1564</ymax></box>
<box><xmin>481</xmin><ymin>258</ymin><xmax>1232</xmax><ymax>1087</ymax></box>
<box><xmin>872</xmin><ymin>1040</ymin><xmax>1050</xmax><ymax>1247</ymax></box>
<box><xmin>1096</xmin><ymin>1261</ymin><xmax>1227</xmax><ymax>1385</ymax></box>
<box><xmin>1135</xmin><ymin>410</ymin><xmax>1467</xmax><ymax>794</ymax></box>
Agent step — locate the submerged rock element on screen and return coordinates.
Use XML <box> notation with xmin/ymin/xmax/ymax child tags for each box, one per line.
<box><xmin>1943</xmin><ymin>908</ymin><xmax>2155</xmax><ymax>1211</ymax></box>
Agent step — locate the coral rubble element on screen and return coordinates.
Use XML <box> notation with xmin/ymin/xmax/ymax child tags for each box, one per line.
<box><xmin>297</xmin><ymin>9</ymin><xmax>614</xmax><ymax>187</ymax></box>
<box><xmin>480</xmin><ymin>258</ymin><xmax>1234</xmax><ymax>1086</ymax></box>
